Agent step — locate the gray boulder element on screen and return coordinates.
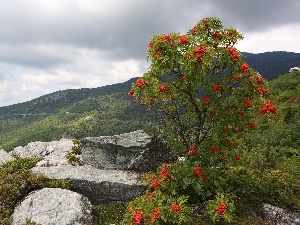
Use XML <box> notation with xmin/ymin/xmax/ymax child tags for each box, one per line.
<box><xmin>80</xmin><ymin>130</ymin><xmax>174</xmax><ymax>172</ymax></box>
<box><xmin>10</xmin><ymin>188</ymin><xmax>93</xmax><ymax>225</ymax></box>
<box><xmin>30</xmin><ymin>165</ymin><xmax>145</xmax><ymax>205</ymax></box>
<box><xmin>0</xmin><ymin>149</ymin><xmax>15</xmax><ymax>166</ymax></box>
<box><xmin>10</xmin><ymin>139</ymin><xmax>76</xmax><ymax>166</ymax></box>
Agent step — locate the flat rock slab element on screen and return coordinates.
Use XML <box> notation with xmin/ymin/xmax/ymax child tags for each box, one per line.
<box><xmin>84</xmin><ymin>130</ymin><xmax>152</xmax><ymax>147</ymax></box>
<box><xmin>10</xmin><ymin>188</ymin><xmax>93</xmax><ymax>225</ymax></box>
<box><xmin>31</xmin><ymin>165</ymin><xmax>145</xmax><ymax>205</ymax></box>
<box><xmin>0</xmin><ymin>149</ymin><xmax>15</xmax><ymax>166</ymax></box>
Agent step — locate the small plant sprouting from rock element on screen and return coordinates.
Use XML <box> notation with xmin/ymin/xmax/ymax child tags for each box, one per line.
<box><xmin>66</xmin><ymin>139</ymin><xmax>83</xmax><ymax>165</ymax></box>
<box><xmin>21</xmin><ymin>220</ymin><xmax>42</xmax><ymax>225</ymax></box>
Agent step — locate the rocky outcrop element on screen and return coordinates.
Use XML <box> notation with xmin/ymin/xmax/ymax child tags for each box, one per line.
<box><xmin>2</xmin><ymin>131</ymin><xmax>300</xmax><ymax>224</ymax></box>
<box><xmin>10</xmin><ymin>139</ymin><xmax>76</xmax><ymax>166</ymax></box>
<box><xmin>30</xmin><ymin>165</ymin><xmax>145</xmax><ymax>205</ymax></box>
<box><xmin>6</xmin><ymin>130</ymin><xmax>170</xmax><ymax>205</ymax></box>
<box><xmin>8</xmin><ymin>130</ymin><xmax>173</xmax><ymax>171</ymax></box>
<box><xmin>4</xmin><ymin>132</ymin><xmax>151</xmax><ymax>224</ymax></box>
<box><xmin>10</xmin><ymin>188</ymin><xmax>93</xmax><ymax>225</ymax></box>
<box><xmin>80</xmin><ymin>130</ymin><xmax>174</xmax><ymax>172</ymax></box>
<box><xmin>0</xmin><ymin>149</ymin><xmax>15</xmax><ymax>166</ymax></box>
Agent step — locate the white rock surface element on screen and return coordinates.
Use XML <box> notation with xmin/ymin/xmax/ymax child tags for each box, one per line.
<box><xmin>10</xmin><ymin>139</ymin><xmax>74</xmax><ymax>166</ymax></box>
<box><xmin>0</xmin><ymin>149</ymin><xmax>15</xmax><ymax>166</ymax></box>
<box><xmin>10</xmin><ymin>188</ymin><xmax>93</xmax><ymax>225</ymax></box>
<box><xmin>263</xmin><ymin>203</ymin><xmax>300</xmax><ymax>225</ymax></box>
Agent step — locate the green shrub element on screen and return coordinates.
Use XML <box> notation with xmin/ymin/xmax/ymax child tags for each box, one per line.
<box><xmin>226</xmin><ymin>164</ymin><xmax>299</xmax><ymax>215</ymax></box>
<box><xmin>21</xmin><ymin>220</ymin><xmax>42</xmax><ymax>225</ymax></box>
<box><xmin>66</xmin><ymin>139</ymin><xmax>83</xmax><ymax>165</ymax></box>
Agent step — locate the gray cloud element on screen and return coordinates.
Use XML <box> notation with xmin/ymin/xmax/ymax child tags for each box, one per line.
<box><xmin>1</xmin><ymin>0</ymin><xmax>299</xmax><ymax>64</ymax></box>
<box><xmin>208</xmin><ymin>0</ymin><xmax>300</xmax><ymax>31</ymax></box>
<box><xmin>0</xmin><ymin>44</ymin><xmax>76</xmax><ymax>69</ymax></box>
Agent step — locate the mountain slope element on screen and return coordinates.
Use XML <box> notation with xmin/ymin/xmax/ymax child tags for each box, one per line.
<box><xmin>243</xmin><ymin>51</ymin><xmax>300</xmax><ymax>80</ymax></box>
<box><xmin>0</xmin><ymin>77</ymin><xmax>138</xmax><ymax>115</ymax></box>
<box><xmin>0</xmin><ymin>91</ymin><xmax>159</xmax><ymax>150</ymax></box>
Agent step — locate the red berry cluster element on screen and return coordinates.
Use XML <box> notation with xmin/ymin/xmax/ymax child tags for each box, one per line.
<box><xmin>216</xmin><ymin>202</ymin><xmax>227</xmax><ymax>215</ymax></box>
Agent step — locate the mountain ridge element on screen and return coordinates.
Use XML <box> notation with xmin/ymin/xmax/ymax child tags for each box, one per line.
<box><xmin>242</xmin><ymin>51</ymin><xmax>300</xmax><ymax>80</ymax></box>
<box><xmin>0</xmin><ymin>77</ymin><xmax>138</xmax><ymax>115</ymax></box>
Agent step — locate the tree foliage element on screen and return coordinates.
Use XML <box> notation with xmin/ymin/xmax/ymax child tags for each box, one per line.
<box><xmin>124</xmin><ymin>17</ymin><xmax>280</xmax><ymax>224</ymax></box>
<box><xmin>129</xmin><ymin>17</ymin><xmax>276</xmax><ymax>166</ymax></box>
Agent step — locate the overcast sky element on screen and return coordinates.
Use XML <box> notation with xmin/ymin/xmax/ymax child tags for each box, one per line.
<box><xmin>0</xmin><ymin>0</ymin><xmax>299</xmax><ymax>107</ymax></box>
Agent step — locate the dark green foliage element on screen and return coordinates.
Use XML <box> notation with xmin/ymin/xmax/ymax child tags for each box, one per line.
<box><xmin>92</xmin><ymin>203</ymin><xmax>127</xmax><ymax>225</ymax></box>
<box><xmin>0</xmin><ymin>78</ymin><xmax>153</xmax><ymax>149</ymax></box>
<box><xmin>0</xmin><ymin>158</ymin><xmax>71</xmax><ymax>225</ymax></box>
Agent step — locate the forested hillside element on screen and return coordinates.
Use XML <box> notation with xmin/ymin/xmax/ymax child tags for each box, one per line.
<box><xmin>0</xmin><ymin>78</ymin><xmax>138</xmax><ymax>115</ymax></box>
<box><xmin>0</xmin><ymin>78</ymin><xmax>159</xmax><ymax>150</ymax></box>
